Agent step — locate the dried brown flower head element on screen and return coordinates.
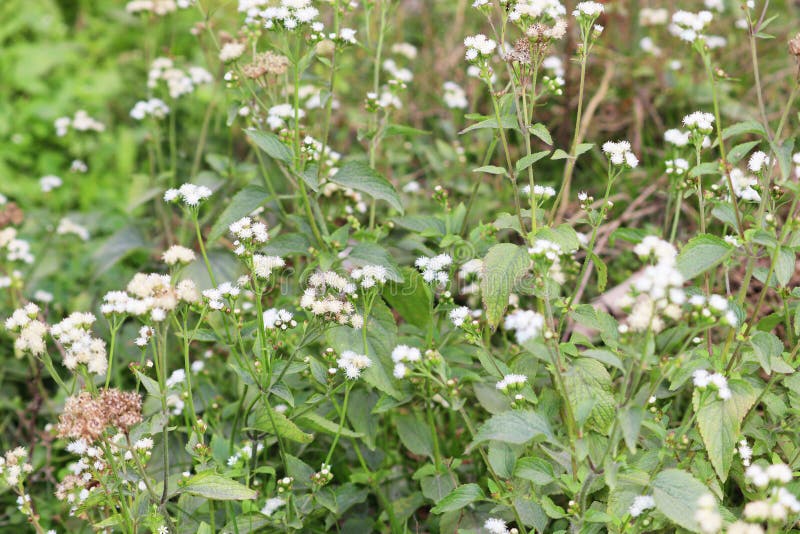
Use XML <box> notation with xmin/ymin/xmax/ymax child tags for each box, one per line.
<box><xmin>57</xmin><ymin>389</ymin><xmax>142</xmax><ymax>442</ymax></box>
<box><xmin>507</xmin><ymin>38</ymin><xmax>532</xmax><ymax>65</ymax></box>
<box><xmin>790</xmin><ymin>33</ymin><xmax>800</xmax><ymax>59</ymax></box>
<box><xmin>242</xmin><ymin>52</ymin><xmax>289</xmax><ymax>79</ymax></box>
<box><xmin>0</xmin><ymin>203</ymin><xmax>24</xmax><ymax>228</ymax></box>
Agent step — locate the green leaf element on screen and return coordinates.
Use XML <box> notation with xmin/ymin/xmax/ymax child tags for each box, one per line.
<box><xmin>245</xmin><ymin>129</ymin><xmax>293</xmax><ymax>163</ymax></box>
<box><xmin>297</xmin><ymin>412</ymin><xmax>363</xmax><ymax>439</ymax></box>
<box><xmin>689</xmin><ymin>162</ymin><xmax>719</xmax><ymax>177</ymax></box>
<box><xmin>330</xmin><ymin>160</ymin><xmax>404</xmax><ymax>214</ymax></box>
<box><xmin>382</xmin><ymin>267</ymin><xmax>433</xmax><ymax>330</ymax></box>
<box><xmin>721</xmin><ymin>120</ymin><xmax>767</xmax><ymax>141</ymax></box>
<box><xmin>209</xmin><ymin>185</ymin><xmax>271</xmax><ymax>241</ymax></box>
<box><xmin>727</xmin><ymin>141</ymin><xmax>760</xmax><ymax>165</ymax></box>
<box><xmin>249</xmin><ymin>408</ymin><xmax>313</xmax><ymax>444</ymax></box>
<box><xmin>696</xmin><ymin>380</ymin><xmax>757</xmax><ymax>481</ymax></box>
<box><xmin>587</xmin><ymin>250</ymin><xmax>607</xmax><ymax>292</ymax></box>
<box><xmin>529</xmin><ymin>123</ymin><xmax>553</xmax><ymax>145</ymax></box>
<box><xmin>395</xmin><ymin>413</ymin><xmax>434</xmax><ymax>458</ymax></box>
<box><xmin>775</xmin><ymin>248</ymin><xmax>795</xmax><ymax>287</ymax></box>
<box><xmin>551</xmin><ymin>149</ymin><xmax>570</xmax><ymax>160</ymax></box>
<box><xmin>677</xmin><ymin>234</ymin><xmax>733</xmax><ymax>280</ymax></box>
<box><xmin>347</xmin><ymin>241</ymin><xmax>403</xmax><ymax>282</ymax></box>
<box><xmin>750</xmin><ymin>331</ymin><xmax>783</xmax><ymax>373</ymax></box>
<box><xmin>619</xmin><ymin>406</ymin><xmax>644</xmax><ymax>453</ymax></box>
<box><xmin>652</xmin><ymin>469</ymin><xmax>711</xmax><ymax>532</ymax></box>
<box><xmin>473</xmin><ymin>165</ymin><xmax>508</xmax><ymax>176</ymax></box>
<box><xmin>460</xmin><ymin>114</ymin><xmax>518</xmax><ymax>134</ymax></box>
<box><xmin>466</xmin><ymin>410</ymin><xmax>552</xmax><ymax>451</ymax></box>
<box><xmin>563</xmin><ymin>358</ymin><xmax>615</xmax><ymax>433</ymax></box>
<box><xmin>262</xmin><ymin>233</ymin><xmax>311</xmax><ymax>256</ymax></box>
<box><xmin>516</xmin><ymin>151</ymin><xmax>551</xmax><ymax>173</ymax></box>
<box><xmin>429</xmin><ymin>484</ymin><xmax>485</xmax><ymax>514</ymax></box>
<box><xmin>481</xmin><ymin>244</ymin><xmax>530</xmax><ymax>329</ymax></box>
<box><xmin>92</xmin><ymin>224</ymin><xmax>148</xmax><ymax>277</ymax></box>
<box><xmin>181</xmin><ymin>471</ymin><xmax>258</xmax><ymax>501</ymax></box>
<box><xmin>575</xmin><ymin>143</ymin><xmax>594</xmax><ymax>156</ymax></box>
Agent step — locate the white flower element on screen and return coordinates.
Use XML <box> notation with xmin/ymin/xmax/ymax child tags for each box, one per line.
<box><xmin>748</xmin><ymin>151</ymin><xmax>770</xmax><ymax>173</ymax></box>
<box><xmin>337</xmin><ymin>350</ymin><xmax>372</xmax><ymax>379</ymax></box>
<box><xmin>602</xmin><ymin>140</ymin><xmax>638</xmax><ymax>168</ymax></box>
<box><xmin>252</xmin><ymin>254</ymin><xmax>285</xmax><ymax>279</ymax></box>
<box><xmin>57</xmin><ymin>218</ymin><xmax>90</xmax><ymax>241</ymax></box>
<box><xmin>484</xmin><ymin>517</ymin><xmax>510</xmax><ymax>534</ymax></box>
<box><xmin>449</xmin><ymin>306</ymin><xmax>470</xmax><ymax>327</ymax></box>
<box><xmin>164</xmin><ymin>183</ymin><xmax>213</xmax><ymax>206</ymax></box>
<box><xmin>40</xmin><ymin>175</ymin><xmax>63</xmax><ymax>193</ymax></box>
<box><xmin>162</xmin><ymin>245</ymin><xmax>196</xmax><ymax>265</ymax></box>
<box><xmin>391</xmin><ymin>345</ymin><xmax>421</xmax><ymax>363</ymax></box>
<box><xmin>219</xmin><ymin>42</ymin><xmax>246</xmax><ymax>62</ymax></box>
<box><xmin>351</xmin><ymin>264</ymin><xmax>388</xmax><ymax>289</ymax></box>
<box><xmin>464</xmin><ymin>34</ymin><xmax>496</xmax><ymax>61</ymax></box>
<box><xmin>737</xmin><ymin>439</ymin><xmax>753</xmax><ymax>466</ymax></box>
<box><xmin>573</xmin><ymin>1</ymin><xmax>603</xmax><ymax>18</ymax></box>
<box><xmin>496</xmin><ymin>374</ymin><xmax>527</xmax><ymax>391</ymax></box>
<box><xmin>504</xmin><ymin>309</ymin><xmax>545</xmax><ymax>344</ymax></box>
<box><xmin>664</xmin><ymin>128</ymin><xmax>690</xmax><ymax>147</ymax></box>
<box><xmin>443</xmin><ymin>81</ymin><xmax>468</xmax><ymax>109</ymax></box>
<box><xmin>669</xmin><ymin>10</ymin><xmax>714</xmax><ymax>43</ymax></box>
<box><xmin>629</xmin><ymin>495</ymin><xmax>656</xmax><ymax>517</ymax></box>
<box><xmin>130</xmin><ymin>98</ymin><xmax>170</xmax><ymax>120</ymax></box>
<box><xmin>682</xmin><ymin>111</ymin><xmax>715</xmax><ymax>133</ymax></box>
<box><xmin>263</xmin><ymin>308</ymin><xmax>296</xmax><ymax>330</ymax></box>
<box><xmin>416</xmin><ymin>254</ymin><xmax>453</xmax><ymax>287</ymax></box>
<box><xmin>261</xmin><ymin>497</ymin><xmax>286</xmax><ymax>517</ymax></box>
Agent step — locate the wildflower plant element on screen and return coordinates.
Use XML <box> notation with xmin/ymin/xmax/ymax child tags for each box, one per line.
<box><xmin>3</xmin><ymin>0</ymin><xmax>800</xmax><ymax>533</ymax></box>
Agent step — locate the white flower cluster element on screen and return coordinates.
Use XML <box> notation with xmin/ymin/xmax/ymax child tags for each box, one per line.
<box><xmin>0</xmin><ymin>228</ymin><xmax>34</xmax><ymax>264</ymax></box>
<box><xmin>728</xmin><ymin>168</ymin><xmax>761</xmax><ymax>203</ymax></box>
<box><xmin>300</xmin><ymin>271</ymin><xmax>361</xmax><ymax>327</ymax></box>
<box><xmin>263</xmin><ymin>308</ymin><xmax>296</xmax><ymax>330</ymax></box>
<box><xmin>416</xmin><ymin>254</ymin><xmax>452</xmax><ymax>286</ymax></box>
<box><xmin>337</xmin><ymin>350</ymin><xmax>372</xmax><ymax>379</ymax></box>
<box><xmin>162</xmin><ymin>245</ymin><xmax>196</xmax><ymax>265</ymax></box>
<box><xmin>219</xmin><ymin>42</ymin><xmax>246</xmax><ymax>62</ymax></box>
<box><xmin>507</xmin><ymin>0</ymin><xmax>565</xmax><ymax>22</ymax></box>
<box><xmin>252</xmin><ymin>255</ymin><xmax>285</xmax><ymax>280</ymax></box>
<box><xmin>0</xmin><ymin>447</ymin><xmax>32</xmax><ymax>486</ymax></box>
<box><xmin>164</xmin><ymin>183</ymin><xmax>213</xmax><ymax>206</ymax></box>
<box><xmin>366</xmin><ymin>90</ymin><xmax>402</xmax><ymax>111</ymax></box>
<box><xmin>260</xmin><ymin>0</ymin><xmax>320</xmax><ymax>31</ymax></box>
<box><xmin>669</xmin><ymin>10</ymin><xmax>714</xmax><ymax>43</ymax></box>
<box><xmin>261</xmin><ymin>496</ymin><xmax>286</xmax><ymax>517</ymax></box>
<box><xmin>4</xmin><ymin>303</ymin><xmax>47</xmax><ymax>356</ymax></box>
<box><xmin>664</xmin><ymin>128</ymin><xmax>690</xmax><ymax>147</ymax></box>
<box><xmin>56</xmin><ymin>218</ymin><xmax>90</xmax><ymax>241</ymax></box>
<box><xmin>148</xmin><ymin>58</ymin><xmax>212</xmax><ymax>99</ymax></box>
<box><xmin>449</xmin><ymin>306</ymin><xmax>479</xmax><ymax>328</ymax></box>
<box><xmin>203</xmin><ymin>281</ymin><xmax>242</xmax><ymax>310</ymax></box>
<box><xmin>666</xmin><ymin>158</ymin><xmax>689</xmax><ymax>176</ymax></box>
<box><xmin>496</xmin><ymin>373</ymin><xmax>527</xmax><ymax>391</ymax></box>
<box><xmin>683</xmin><ymin>111</ymin><xmax>715</xmax><ymax>134</ymax></box>
<box><xmin>602</xmin><ymin>140</ymin><xmax>639</xmax><ymax>168</ymax></box>
<box><xmin>521</xmin><ymin>184</ymin><xmax>557</xmax><ymax>198</ymax></box>
<box><xmin>391</xmin><ymin>344</ymin><xmax>421</xmax><ymax>379</ymax></box>
<box><xmin>459</xmin><ymin>259</ymin><xmax>483</xmax><ymax>296</ymax></box>
<box><xmin>504</xmin><ymin>309</ymin><xmax>545</xmax><ymax>344</ymax></box>
<box><xmin>126</xmin><ymin>0</ymin><xmax>193</xmax><ymax>15</ymax></box>
<box><xmin>54</xmin><ymin>110</ymin><xmax>105</xmax><ymax>137</ymax></box>
<box><xmin>130</xmin><ymin>98</ymin><xmax>170</xmax><ymax>120</ymax></box>
<box><xmin>483</xmin><ymin>517</ymin><xmax>518</xmax><ymax>534</ymax></box>
<box><xmin>737</xmin><ymin>439</ymin><xmax>753</xmax><ymax>467</ymax></box>
<box><xmin>737</xmin><ymin>463</ymin><xmax>800</xmax><ymax>528</ymax></box>
<box><xmin>40</xmin><ymin>175</ymin><xmax>63</xmax><ymax>192</ymax></box>
<box><xmin>51</xmin><ymin>312</ymin><xmax>108</xmax><ymax>375</ymax></box>
<box><xmin>640</xmin><ymin>7</ymin><xmax>669</xmax><ymax>26</ymax></box>
<box><xmin>621</xmin><ymin>237</ymin><xmax>684</xmax><ymax>333</ymax></box>
<box><xmin>572</xmin><ymin>1</ymin><xmax>603</xmax><ymax>18</ymax></box>
<box><xmin>694</xmin><ymin>494</ymin><xmax>723</xmax><ymax>534</ymax></box>
<box><xmin>748</xmin><ymin>151</ymin><xmax>770</xmax><ymax>173</ymax></box>
<box><xmin>688</xmin><ymin>293</ymin><xmax>738</xmax><ymax>326</ymax></box>
<box><xmin>629</xmin><ymin>495</ymin><xmax>656</xmax><ymax>517</ymax></box>
<box><xmin>443</xmin><ymin>82</ymin><xmax>468</xmax><ymax>109</ymax></box>
<box><xmin>529</xmin><ymin>238</ymin><xmax>567</xmax><ymax>283</ymax></box>
<box><xmin>692</xmin><ymin>369</ymin><xmax>731</xmax><ymax>400</ymax></box>
<box><xmin>230</xmin><ymin>216</ymin><xmax>269</xmax><ymax>255</ymax></box>
<box><xmin>383</xmin><ymin>59</ymin><xmax>413</xmax><ymax>84</ymax></box>
<box><xmin>267</xmin><ymin>103</ymin><xmax>305</xmax><ymax>130</ymax></box>
<box><xmin>351</xmin><ymin>265</ymin><xmax>389</xmax><ymax>289</ymax></box>
<box><xmin>464</xmin><ymin>34</ymin><xmax>496</xmax><ymax>62</ymax></box>
<box><xmin>103</xmin><ymin>272</ymin><xmax>198</xmax><ymax>320</ymax></box>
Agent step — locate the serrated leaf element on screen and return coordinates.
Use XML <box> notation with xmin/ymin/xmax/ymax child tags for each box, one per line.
<box><xmin>395</xmin><ymin>413</ymin><xmax>434</xmax><ymax>458</ymax></box>
<box><xmin>689</xmin><ymin>162</ymin><xmax>719</xmax><ymax>177</ymax></box>
<box><xmin>181</xmin><ymin>471</ymin><xmax>258</xmax><ymax>501</ymax></box>
<box><xmin>330</xmin><ymin>160</ymin><xmax>404</xmax><ymax>214</ymax></box>
<box><xmin>209</xmin><ymin>185</ymin><xmax>271</xmax><ymax>241</ymax></box>
<box><xmin>563</xmin><ymin>358</ymin><xmax>615</xmax><ymax>433</ymax></box>
<box><xmin>245</xmin><ymin>129</ymin><xmax>293</xmax><ymax>163</ymax></box>
<box><xmin>677</xmin><ymin>234</ymin><xmax>733</xmax><ymax>280</ymax></box>
<box><xmin>652</xmin><ymin>469</ymin><xmax>711</xmax><ymax>532</ymax></box>
<box><xmin>750</xmin><ymin>331</ymin><xmax>783</xmax><ymax>373</ymax></box>
<box><xmin>429</xmin><ymin>484</ymin><xmax>485</xmax><ymax>514</ymax></box>
<box><xmin>466</xmin><ymin>410</ymin><xmax>552</xmax><ymax>451</ymax></box>
<box><xmin>529</xmin><ymin>123</ymin><xmax>553</xmax><ymax>145</ymax></box>
<box><xmin>696</xmin><ymin>380</ymin><xmax>757</xmax><ymax>481</ymax></box>
<box><xmin>249</xmin><ymin>408</ymin><xmax>313</xmax><ymax>444</ymax></box>
<box><xmin>516</xmin><ymin>151</ymin><xmax>551</xmax><ymax>173</ymax></box>
<box><xmin>481</xmin><ymin>244</ymin><xmax>530</xmax><ymax>328</ymax></box>
<box><xmin>473</xmin><ymin>165</ymin><xmax>508</xmax><ymax>176</ymax></box>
